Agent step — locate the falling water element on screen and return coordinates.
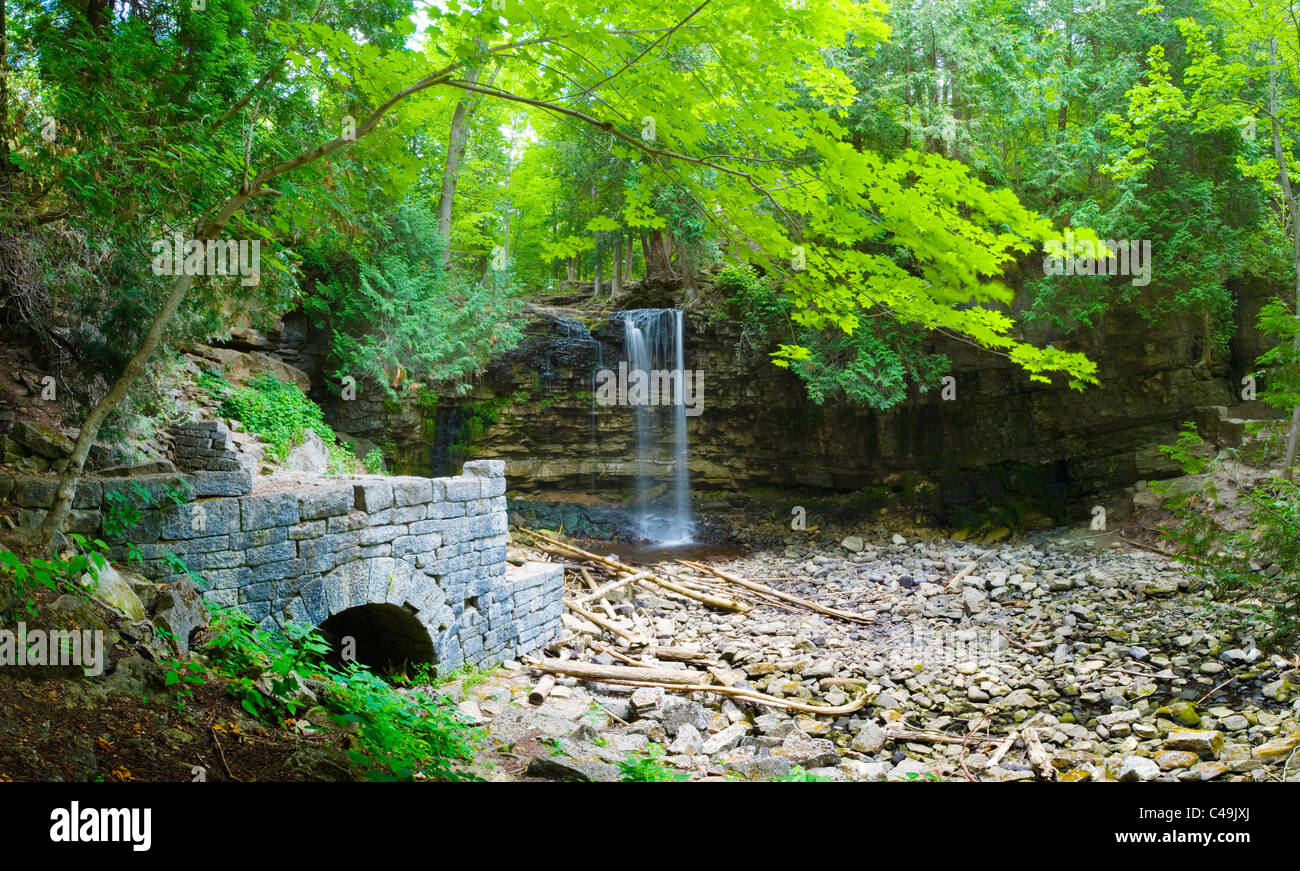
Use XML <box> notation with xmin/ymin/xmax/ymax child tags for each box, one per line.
<box><xmin>619</xmin><ymin>309</ymin><xmax>692</xmax><ymax>544</ymax></box>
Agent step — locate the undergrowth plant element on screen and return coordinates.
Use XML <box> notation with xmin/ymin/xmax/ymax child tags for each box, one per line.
<box><xmin>1158</xmin><ymin>425</ymin><xmax>1300</xmax><ymax>650</ymax></box>
<box><xmin>0</xmin><ymin>533</ymin><xmax>107</xmax><ymax>619</ymax></box>
<box><xmin>202</xmin><ymin>604</ymin><xmax>481</xmax><ymax>781</ymax></box>
<box><xmin>618</xmin><ymin>744</ymin><xmax>689</xmax><ymax>782</ymax></box>
<box><xmin>214</xmin><ymin>372</ymin><xmax>356</xmax><ymax>469</ymax></box>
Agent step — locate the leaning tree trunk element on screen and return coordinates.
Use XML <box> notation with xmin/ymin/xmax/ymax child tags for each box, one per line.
<box><xmin>35</xmin><ymin>210</ymin><xmax>244</xmax><ymax>550</ymax></box>
<box><xmin>36</xmin><ymin>48</ymin><xmax>474</xmax><ymax>551</ymax></box>
<box><xmin>1269</xmin><ymin>38</ymin><xmax>1300</xmax><ymax>478</ymax></box>
<box><xmin>436</xmin><ymin>62</ymin><xmax>498</xmax><ymax>270</ymax></box>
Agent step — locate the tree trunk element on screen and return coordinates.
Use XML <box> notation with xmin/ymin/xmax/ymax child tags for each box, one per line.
<box><xmin>678</xmin><ymin>240</ymin><xmax>699</xmax><ymax>302</ymax></box>
<box><xmin>642</xmin><ymin>229</ymin><xmax>674</xmax><ymax>282</ymax></box>
<box><xmin>435</xmin><ymin>66</ymin><xmax>483</xmax><ymax>269</ymax></box>
<box><xmin>591</xmin><ymin>242</ymin><xmax>601</xmax><ymax>300</ymax></box>
<box><xmin>36</xmin><ymin>213</ymin><xmax>243</xmax><ymax>550</ymax></box>
<box><xmin>624</xmin><ymin>237</ymin><xmax>635</xmax><ymax>285</ymax></box>
<box><xmin>1269</xmin><ymin>38</ymin><xmax>1300</xmax><ymax>478</ymax></box>
<box><xmin>0</xmin><ymin>0</ymin><xmax>10</xmax><ymax>187</ymax></box>
<box><xmin>610</xmin><ymin>235</ymin><xmax>623</xmax><ymax>297</ymax></box>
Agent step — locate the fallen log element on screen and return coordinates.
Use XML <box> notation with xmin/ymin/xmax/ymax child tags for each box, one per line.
<box><xmin>525</xmin><ymin>530</ymin><xmax>750</xmax><ymax>613</ymax></box>
<box><xmin>599</xmin><ymin>679</ymin><xmax>872</xmax><ymax>717</ymax></box>
<box><xmin>564</xmin><ymin>599</ymin><xmax>641</xmax><ymax>644</ymax></box>
<box><xmin>677</xmin><ymin>559</ymin><xmax>872</xmax><ymax>624</ymax></box>
<box><xmin>885</xmin><ymin>728</ymin><xmax>999</xmax><ymax>746</ymax></box>
<box><xmin>1023</xmin><ymin>726</ymin><xmax>1056</xmax><ymax>782</ymax></box>
<box><xmin>533</xmin><ymin>658</ymin><xmax>707</xmax><ymax>685</ymax></box>
<box><xmin>649</xmin><ymin>645</ymin><xmax>714</xmax><ymax>664</ymax></box>
<box><xmin>986</xmin><ymin>712</ymin><xmax>1042</xmax><ymax>769</ymax></box>
<box><xmin>528</xmin><ymin>674</ymin><xmax>556</xmax><ymax>706</ymax></box>
<box><xmin>572</xmin><ymin>571</ymin><xmax>652</xmax><ymax>605</ymax></box>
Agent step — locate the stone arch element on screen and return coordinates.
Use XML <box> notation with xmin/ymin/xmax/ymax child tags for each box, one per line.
<box><xmin>319</xmin><ymin>603</ymin><xmax>436</xmax><ymax>672</ymax></box>
<box><xmin>311</xmin><ymin>556</ymin><xmax>454</xmax><ymax>672</ymax></box>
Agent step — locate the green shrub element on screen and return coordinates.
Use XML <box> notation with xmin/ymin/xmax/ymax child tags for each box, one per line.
<box><xmin>773</xmin><ymin>765</ymin><xmax>832</xmax><ymax>782</ymax></box>
<box><xmin>1159</xmin><ymin>425</ymin><xmax>1300</xmax><ymax>650</ymax></box>
<box><xmin>202</xmin><ymin>603</ymin><xmax>480</xmax><ymax>781</ymax></box>
<box><xmin>0</xmin><ymin>533</ymin><xmax>107</xmax><ymax>619</ymax></box>
<box><xmin>217</xmin><ymin>372</ymin><xmax>352</xmax><ymax>466</ymax></box>
<box><xmin>618</xmin><ymin>744</ymin><xmax>689</xmax><ymax>782</ymax></box>
<box><xmin>362</xmin><ymin>448</ymin><xmax>387</xmax><ymax>475</ymax></box>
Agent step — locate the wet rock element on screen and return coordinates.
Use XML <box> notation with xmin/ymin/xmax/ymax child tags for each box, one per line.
<box><xmin>661</xmin><ymin>697</ymin><xmax>708</xmax><ymax>737</ymax></box>
<box><xmin>1164</xmin><ymin>729</ymin><xmax>1223</xmax><ymax>758</ymax></box>
<box><xmin>701</xmin><ymin>722</ymin><xmax>748</xmax><ymax>755</ymax></box>
<box><xmin>1117</xmin><ymin>756</ymin><xmax>1160</xmax><ymax>782</ymax></box>
<box><xmin>526</xmin><ymin>755</ymin><xmax>621</xmax><ymax>782</ymax></box>
<box><xmin>773</xmin><ymin>729</ymin><xmax>839</xmax><ymax>768</ymax></box>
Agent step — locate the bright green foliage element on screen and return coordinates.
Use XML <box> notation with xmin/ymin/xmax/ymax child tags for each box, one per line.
<box><xmin>217</xmin><ymin>373</ymin><xmax>346</xmax><ymax>465</ymax></box>
<box><xmin>773</xmin><ymin>765</ymin><xmax>833</xmax><ymax>782</ymax></box>
<box><xmin>3</xmin><ymin>0</ymin><xmax>1112</xmax><ymax>423</ymax></box>
<box><xmin>301</xmin><ymin>202</ymin><xmax>524</xmax><ymax>400</ymax></box>
<box><xmin>617</xmin><ymin>743</ymin><xmax>689</xmax><ymax>782</ymax></box>
<box><xmin>1159</xmin><ymin>427</ymin><xmax>1300</xmax><ymax>649</ymax></box>
<box><xmin>362</xmin><ymin>449</ymin><xmax>388</xmax><ymax>475</ymax></box>
<box><xmin>0</xmin><ymin>533</ymin><xmax>107</xmax><ymax>620</ymax></box>
<box><xmin>1255</xmin><ymin>298</ymin><xmax>1300</xmax><ymax>413</ymax></box>
<box><xmin>203</xmin><ymin>604</ymin><xmax>481</xmax><ymax>781</ymax></box>
<box><xmin>842</xmin><ymin>0</ymin><xmax>1270</xmax><ymax>347</ymax></box>
<box><xmin>792</xmin><ymin>323</ymin><xmax>950</xmax><ymax>409</ymax></box>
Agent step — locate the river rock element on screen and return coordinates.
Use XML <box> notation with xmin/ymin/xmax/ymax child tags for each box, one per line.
<box><xmin>1117</xmin><ymin>756</ymin><xmax>1160</xmax><ymax>782</ymax></box>
<box><xmin>667</xmin><ymin>723</ymin><xmax>704</xmax><ymax>755</ymax></box>
<box><xmin>773</xmin><ymin>729</ymin><xmax>839</xmax><ymax>768</ymax></box>
<box><xmin>1164</xmin><ymin>729</ymin><xmax>1223</xmax><ymax>758</ymax></box>
<box><xmin>700</xmin><ymin>722</ymin><xmax>747</xmax><ymax>755</ymax></box>
<box><xmin>851</xmin><ymin>721</ymin><xmax>885</xmax><ymax>754</ymax></box>
<box><xmin>661</xmin><ymin>697</ymin><xmax>708</xmax><ymax>737</ymax></box>
<box><xmin>526</xmin><ymin>755</ymin><xmax>620</xmax><ymax>782</ymax></box>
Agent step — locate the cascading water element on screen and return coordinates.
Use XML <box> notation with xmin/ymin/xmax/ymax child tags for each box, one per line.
<box><xmin>618</xmin><ymin>309</ymin><xmax>693</xmax><ymax>544</ymax></box>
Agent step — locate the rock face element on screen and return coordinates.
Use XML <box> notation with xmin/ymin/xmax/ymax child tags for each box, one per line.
<box><xmin>267</xmin><ymin>284</ymin><xmax>1276</xmax><ymax>519</ymax></box>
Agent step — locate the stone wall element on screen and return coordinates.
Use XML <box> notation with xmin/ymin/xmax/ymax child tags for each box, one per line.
<box><xmin>0</xmin><ymin>458</ymin><xmax>562</xmax><ymax>671</ymax></box>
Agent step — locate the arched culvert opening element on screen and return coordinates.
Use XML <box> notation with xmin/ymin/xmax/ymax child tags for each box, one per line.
<box><xmin>319</xmin><ymin>604</ymin><xmax>435</xmax><ymax>674</ymax></box>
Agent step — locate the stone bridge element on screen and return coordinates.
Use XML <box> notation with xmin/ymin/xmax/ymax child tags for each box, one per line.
<box><xmin>3</xmin><ymin>421</ymin><xmax>562</xmax><ymax>671</ymax></box>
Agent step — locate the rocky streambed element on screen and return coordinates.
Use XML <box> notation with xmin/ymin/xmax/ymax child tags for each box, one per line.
<box><xmin>447</xmin><ymin>530</ymin><xmax>1300</xmax><ymax>782</ymax></box>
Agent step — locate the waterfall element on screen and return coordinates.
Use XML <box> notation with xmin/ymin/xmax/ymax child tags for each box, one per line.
<box><xmin>618</xmin><ymin>309</ymin><xmax>693</xmax><ymax>544</ymax></box>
